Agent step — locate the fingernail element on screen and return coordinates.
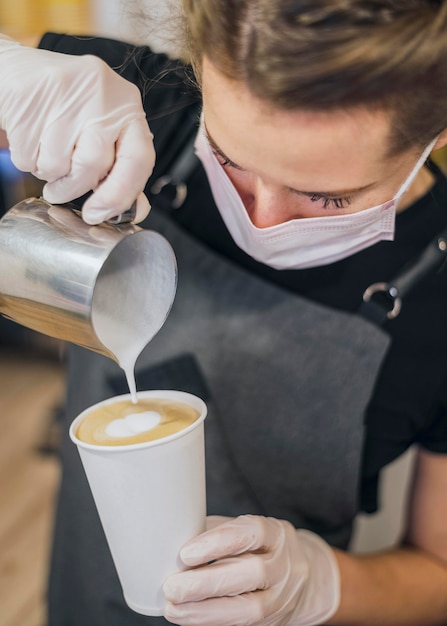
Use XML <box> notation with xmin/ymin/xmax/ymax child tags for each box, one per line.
<box><xmin>164</xmin><ymin>601</ymin><xmax>181</xmax><ymax>621</ymax></box>
<box><xmin>82</xmin><ymin>207</ymin><xmax>106</xmax><ymax>225</ymax></box>
<box><xmin>135</xmin><ymin>201</ymin><xmax>151</xmax><ymax>223</ymax></box>
<box><xmin>180</xmin><ymin>544</ymin><xmax>204</xmax><ymax>564</ymax></box>
<box><xmin>42</xmin><ymin>190</ymin><xmax>59</xmax><ymax>204</ymax></box>
<box><xmin>163</xmin><ymin>579</ymin><xmax>178</xmax><ymax>601</ymax></box>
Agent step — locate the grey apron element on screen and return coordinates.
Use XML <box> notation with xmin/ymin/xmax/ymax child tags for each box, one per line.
<box><xmin>48</xmin><ymin>208</ymin><xmax>391</xmax><ymax>626</ymax></box>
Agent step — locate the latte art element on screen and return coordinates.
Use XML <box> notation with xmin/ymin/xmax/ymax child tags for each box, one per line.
<box><xmin>105</xmin><ymin>411</ymin><xmax>162</xmax><ymax>438</ymax></box>
<box><xmin>76</xmin><ymin>398</ymin><xmax>200</xmax><ymax>446</ymax></box>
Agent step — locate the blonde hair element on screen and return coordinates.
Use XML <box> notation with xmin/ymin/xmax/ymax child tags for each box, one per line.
<box><xmin>180</xmin><ymin>0</ymin><xmax>447</xmax><ymax>154</ymax></box>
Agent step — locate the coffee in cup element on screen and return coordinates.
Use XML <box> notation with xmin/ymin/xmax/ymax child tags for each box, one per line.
<box><xmin>76</xmin><ymin>397</ymin><xmax>200</xmax><ymax>446</ymax></box>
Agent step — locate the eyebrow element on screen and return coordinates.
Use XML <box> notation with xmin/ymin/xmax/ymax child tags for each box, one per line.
<box><xmin>204</xmin><ymin>127</ymin><xmax>377</xmax><ymax>198</ymax></box>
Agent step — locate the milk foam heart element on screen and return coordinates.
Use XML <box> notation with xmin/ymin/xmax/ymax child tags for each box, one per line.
<box><xmin>105</xmin><ymin>411</ymin><xmax>162</xmax><ymax>438</ymax></box>
<box><xmin>76</xmin><ymin>398</ymin><xmax>201</xmax><ymax>446</ymax></box>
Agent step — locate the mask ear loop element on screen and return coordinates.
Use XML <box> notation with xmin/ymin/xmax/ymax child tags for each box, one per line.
<box><xmin>395</xmin><ymin>135</ymin><xmax>439</xmax><ymax>199</ymax></box>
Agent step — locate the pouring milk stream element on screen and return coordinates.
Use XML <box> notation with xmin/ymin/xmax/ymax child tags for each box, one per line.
<box><xmin>89</xmin><ymin>229</ymin><xmax>177</xmax><ymax>404</ymax></box>
<box><xmin>0</xmin><ymin>198</ymin><xmax>178</xmax><ymax>408</ymax></box>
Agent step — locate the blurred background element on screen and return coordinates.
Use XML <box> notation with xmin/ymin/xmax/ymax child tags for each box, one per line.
<box><xmin>0</xmin><ymin>0</ymin><xmax>180</xmax><ymax>51</ymax></box>
<box><xmin>0</xmin><ymin>3</ymin><xmax>179</xmax><ymax>625</ymax></box>
<box><xmin>0</xmin><ymin>2</ymin><xmax>444</xmax><ymax>625</ymax></box>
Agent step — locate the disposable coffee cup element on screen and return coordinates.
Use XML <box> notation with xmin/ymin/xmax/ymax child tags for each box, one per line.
<box><xmin>69</xmin><ymin>389</ymin><xmax>207</xmax><ymax>616</ymax></box>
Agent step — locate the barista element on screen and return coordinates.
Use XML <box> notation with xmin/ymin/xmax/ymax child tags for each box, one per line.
<box><xmin>1</xmin><ymin>2</ymin><xmax>447</xmax><ymax>625</ymax></box>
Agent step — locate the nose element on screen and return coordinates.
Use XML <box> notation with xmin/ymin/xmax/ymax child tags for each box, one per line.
<box><xmin>241</xmin><ymin>177</ymin><xmax>304</xmax><ymax>227</ymax></box>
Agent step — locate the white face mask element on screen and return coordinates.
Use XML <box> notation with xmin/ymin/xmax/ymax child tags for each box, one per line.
<box><xmin>194</xmin><ymin>119</ymin><xmax>437</xmax><ymax>270</ymax></box>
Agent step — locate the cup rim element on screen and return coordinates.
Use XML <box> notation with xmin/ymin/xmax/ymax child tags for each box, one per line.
<box><xmin>69</xmin><ymin>389</ymin><xmax>207</xmax><ymax>452</ymax></box>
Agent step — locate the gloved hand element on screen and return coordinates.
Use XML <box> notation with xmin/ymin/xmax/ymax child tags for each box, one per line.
<box><xmin>0</xmin><ymin>35</ymin><xmax>155</xmax><ymax>224</ymax></box>
<box><xmin>163</xmin><ymin>515</ymin><xmax>340</xmax><ymax>626</ymax></box>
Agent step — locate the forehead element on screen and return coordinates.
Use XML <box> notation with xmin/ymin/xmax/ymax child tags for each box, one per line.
<box><xmin>201</xmin><ymin>56</ymin><xmax>413</xmax><ymax>192</ymax></box>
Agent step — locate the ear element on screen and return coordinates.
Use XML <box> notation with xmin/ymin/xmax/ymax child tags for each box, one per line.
<box><xmin>433</xmin><ymin>128</ymin><xmax>447</xmax><ymax>151</ymax></box>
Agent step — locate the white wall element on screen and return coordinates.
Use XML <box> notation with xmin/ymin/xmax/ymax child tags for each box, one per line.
<box><xmin>92</xmin><ymin>0</ymin><xmax>180</xmax><ymax>54</ymax></box>
<box><xmin>351</xmin><ymin>447</ymin><xmax>417</xmax><ymax>553</ymax></box>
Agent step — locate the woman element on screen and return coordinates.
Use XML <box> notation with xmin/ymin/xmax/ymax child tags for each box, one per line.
<box><xmin>2</xmin><ymin>1</ymin><xmax>447</xmax><ymax>624</ymax></box>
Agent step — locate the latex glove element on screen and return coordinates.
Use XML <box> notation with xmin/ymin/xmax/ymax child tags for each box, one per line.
<box><xmin>163</xmin><ymin>515</ymin><xmax>340</xmax><ymax>626</ymax></box>
<box><xmin>0</xmin><ymin>35</ymin><xmax>155</xmax><ymax>224</ymax></box>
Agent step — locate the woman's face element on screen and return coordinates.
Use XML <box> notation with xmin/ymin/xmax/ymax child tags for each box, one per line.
<box><xmin>201</xmin><ymin>56</ymin><xmax>434</xmax><ymax>228</ymax></box>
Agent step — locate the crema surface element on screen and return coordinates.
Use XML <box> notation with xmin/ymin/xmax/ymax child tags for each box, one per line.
<box><xmin>76</xmin><ymin>398</ymin><xmax>199</xmax><ymax>446</ymax></box>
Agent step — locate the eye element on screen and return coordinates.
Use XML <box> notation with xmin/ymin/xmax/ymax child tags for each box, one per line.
<box><xmin>308</xmin><ymin>193</ymin><xmax>352</xmax><ymax>210</ymax></box>
<box><xmin>211</xmin><ymin>149</ymin><xmax>243</xmax><ymax>171</ymax></box>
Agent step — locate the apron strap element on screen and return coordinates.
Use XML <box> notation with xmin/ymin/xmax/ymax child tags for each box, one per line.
<box><xmin>148</xmin><ymin>110</ymin><xmax>200</xmax><ymax>212</ymax></box>
<box><xmin>360</xmin><ymin>226</ymin><xmax>447</xmax><ymax>325</ymax></box>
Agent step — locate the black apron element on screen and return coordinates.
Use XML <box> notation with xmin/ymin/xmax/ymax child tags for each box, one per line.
<box><xmin>48</xmin><ymin>139</ymin><xmax>447</xmax><ymax>626</ymax></box>
<box><xmin>48</xmin><ymin>212</ymin><xmax>391</xmax><ymax>625</ymax></box>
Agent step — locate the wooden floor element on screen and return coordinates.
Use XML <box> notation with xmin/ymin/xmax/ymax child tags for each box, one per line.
<box><xmin>0</xmin><ymin>348</ymin><xmax>65</xmax><ymax>626</ymax></box>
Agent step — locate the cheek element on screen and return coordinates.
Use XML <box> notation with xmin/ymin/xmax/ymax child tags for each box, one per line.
<box><xmin>223</xmin><ymin>168</ymin><xmax>255</xmax><ymax>204</ymax></box>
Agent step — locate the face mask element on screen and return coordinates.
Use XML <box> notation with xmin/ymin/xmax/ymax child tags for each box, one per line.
<box><xmin>194</xmin><ymin>119</ymin><xmax>437</xmax><ymax>270</ymax></box>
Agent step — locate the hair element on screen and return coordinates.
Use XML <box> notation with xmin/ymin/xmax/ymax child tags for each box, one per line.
<box><xmin>179</xmin><ymin>0</ymin><xmax>447</xmax><ymax>155</ymax></box>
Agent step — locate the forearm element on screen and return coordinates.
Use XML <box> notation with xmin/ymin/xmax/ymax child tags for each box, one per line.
<box><xmin>0</xmin><ymin>130</ymin><xmax>8</xmax><ymax>148</ymax></box>
<box><xmin>327</xmin><ymin>545</ymin><xmax>447</xmax><ymax>625</ymax></box>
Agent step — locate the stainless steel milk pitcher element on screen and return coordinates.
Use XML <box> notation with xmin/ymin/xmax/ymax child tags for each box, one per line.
<box><xmin>0</xmin><ymin>198</ymin><xmax>177</xmax><ymax>362</ymax></box>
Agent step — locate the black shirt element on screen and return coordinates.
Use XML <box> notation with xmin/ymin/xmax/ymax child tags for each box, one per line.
<box><xmin>39</xmin><ymin>33</ymin><xmax>447</xmax><ymax>514</ymax></box>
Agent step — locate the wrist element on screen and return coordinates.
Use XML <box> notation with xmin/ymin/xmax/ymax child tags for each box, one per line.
<box><xmin>291</xmin><ymin>529</ymin><xmax>341</xmax><ymax>626</ymax></box>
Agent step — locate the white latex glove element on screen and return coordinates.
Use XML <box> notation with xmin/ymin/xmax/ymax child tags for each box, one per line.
<box><xmin>163</xmin><ymin>515</ymin><xmax>340</xmax><ymax>626</ymax></box>
<box><xmin>0</xmin><ymin>35</ymin><xmax>155</xmax><ymax>224</ymax></box>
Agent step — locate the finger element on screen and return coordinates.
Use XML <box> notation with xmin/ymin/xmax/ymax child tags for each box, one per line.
<box><xmin>206</xmin><ymin>515</ymin><xmax>233</xmax><ymax>531</ymax></box>
<box><xmin>8</xmin><ymin>131</ymin><xmax>39</xmax><ymax>174</ymax></box>
<box><xmin>165</xmin><ymin>593</ymin><xmax>265</xmax><ymax>626</ymax></box>
<box><xmin>42</xmin><ymin>127</ymin><xmax>115</xmax><ymax>204</ymax></box>
<box><xmin>132</xmin><ymin>192</ymin><xmax>151</xmax><ymax>223</ymax></box>
<box><xmin>164</xmin><ymin>554</ymin><xmax>268</xmax><ymax>603</ymax></box>
<box><xmin>33</xmin><ymin>120</ymin><xmax>76</xmax><ymax>183</ymax></box>
<box><xmin>81</xmin><ymin>117</ymin><xmax>155</xmax><ymax>223</ymax></box>
<box><xmin>180</xmin><ymin>515</ymin><xmax>278</xmax><ymax>566</ymax></box>
<box><xmin>81</xmin><ymin>190</ymin><xmax>151</xmax><ymax>225</ymax></box>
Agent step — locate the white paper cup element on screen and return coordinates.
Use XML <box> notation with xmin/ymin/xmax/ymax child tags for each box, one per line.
<box><xmin>69</xmin><ymin>389</ymin><xmax>207</xmax><ymax>616</ymax></box>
